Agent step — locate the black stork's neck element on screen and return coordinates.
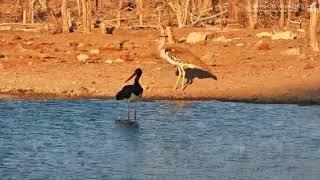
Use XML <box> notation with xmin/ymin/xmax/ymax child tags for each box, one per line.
<box><xmin>134</xmin><ymin>74</ymin><xmax>141</xmax><ymax>85</ymax></box>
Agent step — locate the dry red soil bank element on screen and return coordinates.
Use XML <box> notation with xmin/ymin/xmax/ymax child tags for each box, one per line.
<box><xmin>0</xmin><ymin>28</ymin><xmax>319</xmax><ymax>104</ymax></box>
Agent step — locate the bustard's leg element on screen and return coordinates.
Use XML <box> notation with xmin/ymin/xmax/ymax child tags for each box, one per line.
<box><xmin>134</xmin><ymin>101</ymin><xmax>137</xmax><ymax>120</ymax></box>
<box><xmin>174</xmin><ymin>66</ymin><xmax>182</xmax><ymax>89</ymax></box>
<box><xmin>181</xmin><ymin>67</ymin><xmax>186</xmax><ymax>90</ymax></box>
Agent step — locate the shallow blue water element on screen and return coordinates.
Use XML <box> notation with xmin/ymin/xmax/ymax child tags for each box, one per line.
<box><xmin>0</xmin><ymin>100</ymin><xmax>320</xmax><ymax>180</ymax></box>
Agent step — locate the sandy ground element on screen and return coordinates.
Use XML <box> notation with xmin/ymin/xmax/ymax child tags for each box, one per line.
<box><xmin>0</xmin><ymin>28</ymin><xmax>319</xmax><ymax>104</ymax></box>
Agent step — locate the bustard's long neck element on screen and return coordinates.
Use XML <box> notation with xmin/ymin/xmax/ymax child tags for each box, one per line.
<box><xmin>157</xmin><ymin>38</ymin><xmax>166</xmax><ymax>52</ymax></box>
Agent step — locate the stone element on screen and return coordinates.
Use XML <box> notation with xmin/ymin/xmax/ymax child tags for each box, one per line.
<box><xmin>120</xmin><ymin>53</ymin><xmax>134</xmax><ymax>61</ymax></box>
<box><xmin>212</xmin><ymin>36</ymin><xmax>233</xmax><ymax>43</ymax></box>
<box><xmin>77</xmin><ymin>54</ymin><xmax>89</xmax><ymax>62</ymax></box>
<box><xmin>304</xmin><ymin>63</ymin><xmax>315</xmax><ymax>69</ymax></box>
<box><xmin>235</xmin><ymin>43</ymin><xmax>245</xmax><ymax>47</ymax></box>
<box><xmin>105</xmin><ymin>59</ymin><xmax>113</xmax><ymax>64</ymax></box>
<box><xmin>281</xmin><ymin>48</ymin><xmax>301</xmax><ymax>56</ymax></box>
<box><xmin>186</xmin><ymin>32</ymin><xmax>212</xmax><ymax>44</ymax></box>
<box><xmin>11</xmin><ymin>35</ymin><xmax>22</xmax><ymax>41</ymax></box>
<box><xmin>298</xmin><ymin>53</ymin><xmax>308</xmax><ymax>60</ymax></box>
<box><xmin>177</xmin><ymin>37</ymin><xmax>186</xmax><ymax>43</ymax></box>
<box><xmin>0</xmin><ymin>53</ymin><xmax>5</xmax><ymax>59</ymax></box>
<box><xmin>271</xmin><ymin>31</ymin><xmax>297</xmax><ymax>40</ymax></box>
<box><xmin>114</xmin><ymin>58</ymin><xmax>124</xmax><ymax>63</ymax></box>
<box><xmin>256</xmin><ymin>32</ymin><xmax>273</xmax><ymax>38</ymax></box>
<box><xmin>258</xmin><ymin>42</ymin><xmax>270</xmax><ymax>50</ymax></box>
<box><xmin>77</xmin><ymin>43</ymin><xmax>85</xmax><ymax>48</ymax></box>
<box><xmin>89</xmin><ymin>49</ymin><xmax>100</xmax><ymax>55</ymax></box>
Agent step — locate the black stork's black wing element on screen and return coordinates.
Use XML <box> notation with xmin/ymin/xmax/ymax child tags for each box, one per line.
<box><xmin>116</xmin><ymin>85</ymin><xmax>134</xmax><ymax>100</ymax></box>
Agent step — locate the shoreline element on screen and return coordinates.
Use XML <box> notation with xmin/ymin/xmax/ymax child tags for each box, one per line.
<box><xmin>1</xmin><ymin>92</ymin><xmax>319</xmax><ymax>105</ymax></box>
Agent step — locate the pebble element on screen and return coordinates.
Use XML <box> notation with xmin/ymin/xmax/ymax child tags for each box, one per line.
<box><xmin>89</xmin><ymin>49</ymin><xmax>100</xmax><ymax>55</ymax></box>
<box><xmin>105</xmin><ymin>59</ymin><xmax>113</xmax><ymax>64</ymax></box>
<box><xmin>235</xmin><ymin>43</ymin><xmax>245</xmax><ymax>47</ymax></box>
<box><xmin>77</xmin><ymin>54</ymin><xmax>89</xmax><ymax>62</ymax></box>
<box><xmin>77</xmin><ymin>43</ymin><xmax>85</xmax><ymax>48</ymax></box>
<box><xmin>114</xmin><ymin>58</ymin><xmax>124</xmax><ymax>63</ymax></box>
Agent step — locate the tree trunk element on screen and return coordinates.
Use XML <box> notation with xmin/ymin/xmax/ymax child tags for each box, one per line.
<box><xmin>279</xmin><ymin>0</ymin><xmax>285</xmax><ymax>27</ymax></box>
<box><xmin>116</xmin><ymin>0</ymin><xmax>122</xmax><ymax>28</ymax></box>
<box><xmin>23</xmin><ymin>10</ymin><xmax>27</xmax><ymax>24</ymax></box>
<box><xmin>310</xmin><ymin>1</ymin><xmax>319</xmax><ymax>51</ymax></box>
<box><xmin>30</xmin><ymin>0</ymin><xmax>35</xmax><ymax>23</ymax></box>
<box><xmin>62</xmin><ymin>0</ymin><xmax>69</xmax><ymax>32</ymax></box>
<box><xmin>286</xmin><ymin>0</ymin><xmax>292</xmax><ymax>28</ymax></box>
<box><xmin>87</xmin><ymin>0</ymin><xmax>92</xmax><ymax>32</ymax></box>
<box><xmin>247</xmin><ymin>0</ymin><xmax>258</xmax><ymax>29</ymax></box>
<box><xmin>135</xmin><ymin>0</ymin><xmax>143</xmax><ymax>26</ymax></box>
<box><xmin>166</xmin><ymin>26</ymin><xmax>175</xmax><ymax>44</ymax></box>
<box><xmin>82</xmin><ymin>0</ymin><xmax>88</xmax><ymax>32</ymax></box>
<box><xmin>77</xmin><ymin>0</ymin><xmax>81</xmax><ymax>16</ymax></box>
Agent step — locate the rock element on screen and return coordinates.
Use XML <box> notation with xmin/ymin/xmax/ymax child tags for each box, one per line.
<box><xmin>186</xmin><ymin>32</ymin><xmax>212</xmax><ymax>44</ymax></box>
<box><xmin>114</xmin><ymin>58</ymin><xmax>124</xmax><ymax>63</ymax></box>
<box><xmin>11</xmin><ymin>35</ymin><xmax>22</xmax><ymax>41</ymax></box>
<box><xmin>115</xmin><ymin>41</ymin><xmax>125</xmax><ymax>50</ymax></box>
<box><xmin>106</xmin><ymin>26</ymin><xmax>115</xmax><ymax>34</ymax></box>
<box><xmin>304</xmin><ymin>63</ymin><xmax>315</xmax><ymax>70</ymax></box>
<box><xmin>77</xmin><ymin>43</ymin><xmax>85</xmax><ymax>48</ymax></box>
<box><xmin>77</xmin><ymin>54</ymin><xmax>89</xmax><ymax>62</ymax></box>
<box><xmin>69</xmin><ymin>42</ymin><xmax>78</xmax><ymax>47</ymax></box>
<box><xmin>271</xmin><ymin>31</ymin><xmax>297</xmax><ymax>40</ymax></box>
<box><xmin>298</xmin><ymin>53</ymin><xmax>308</xmax><ymax>60</ymax></box>
<box><xmin>212</xmin><ymin>36</ymin><xmax>233</xmax><ymax>43</ymax></box>
<box><xmin>89</xmin><ymin>49</ymin><xmax>100</xmax><ymax>55</ymax></box>
<box><xmin>120</xmin><ymin>53</ymin><xmax>134</xmax><ymax>61</ymax></box>
<box><xmin>235</xmin><ymin>43</ymin><xmax>245</xmax><ymax>47</ymax></box>
<box><xmin>177</xmin><ymin>37</ymin><xmax>186</xmax><ymax>43</ymax></box>
<box><xmin>24</xmin><ymin>41</ymin><xmax>33</xmax><ymax>46</ymax></box>
<box><xmin>0</xmin><ymin>53</ymin><xmax>5</xmax><ymax>59</ymax></box>
<box><xmin>281</xmin><ymin>48</ymin><xmax>301</xmax><ymax>56</ymax></box>
<box><xmin>256</xmin><ymin>32</ymin><xmax>273</xmax><ymax>38</ymax></box>
<box><xmin>105</xmin><ymin>59</ymin><xmax>113</xmax><ymax>64</ymax></box>
<box><xmin>258</xmin><ymin>42</ymin><xmax>270</xmax><ymax>50</ymax></box>
<box><xmin>297</xmin><ymin>29</ymin><xmax>305</xmax><ymax>33</ymax></box>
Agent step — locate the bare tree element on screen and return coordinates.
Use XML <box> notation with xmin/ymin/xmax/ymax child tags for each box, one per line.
<box><xmin>77</xmin><ymin>0</ymin><xmax>82</xmax><ymax>16</ymax></box>
<box><xmin>279</xmin><ymin>0</ymin><xmax>285</xmax><ymax>27</ymax></box>
<box><xmin>310</xmin><ymin>0</ymin><xmax>319</xmax><ymax>51</ymax></box>
<box><xmin>286</xmin><ymin>0</ymin><xmax>292</xmax><ymax>28</ymax></box>
<box><xmin>135</xmin><ymin>0</ymin><xmax>143</xmax><ymax>26</ymax></box>
<box><xmin>168</xmin><ymin>0</ymin><xmax>190</xmax><ymax>28</ymax></box>
<box><xmin>116</xmin><ymin>0</ymin><xmax>123</xmax><ymax>28</ymax></box>
<box><xmin>61</xmin><ymin>0</ymin><xmax>69</xmax><ymax>32</ymax></box>
<box><xmin>246</xmin><ymin>0</ymin><xmax>259</xmax><ymax>29</ymax></box>
<box><xmin>81</xmin><ymin>0</ymin><xmax>91</xmax><ymax>32</ymax></box>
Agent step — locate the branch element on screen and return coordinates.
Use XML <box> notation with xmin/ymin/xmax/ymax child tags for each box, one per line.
<box><xmin>192</xmin><ymin>10</ymin><xmax>228</xmax><ymax>25</ymax></box>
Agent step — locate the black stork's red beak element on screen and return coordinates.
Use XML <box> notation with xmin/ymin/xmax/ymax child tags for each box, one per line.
<box><xmin>125</xmin><ymin>71</ymin><xmax>136</xmax><ymax>83</ymax></box>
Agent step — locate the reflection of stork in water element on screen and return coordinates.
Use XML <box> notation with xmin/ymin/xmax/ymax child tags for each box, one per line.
<box><xmin>155</xmin><ymin>36</ymin><xmax>214</xmax><ymax>90</ymax></box>
<box><xmin>116</xmin><ymin>68</ymin><xmax>143</xmax><ymax>120</ymax></box>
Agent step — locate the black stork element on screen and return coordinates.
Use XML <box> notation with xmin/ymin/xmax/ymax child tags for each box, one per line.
<box><xmin>116</xmin><ymin>68</ymin><xmax>143</xmax><ymax>120</ymax></box>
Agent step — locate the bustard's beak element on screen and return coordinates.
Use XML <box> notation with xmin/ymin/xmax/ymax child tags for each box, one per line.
<box><xmin>125</xmin><ymin>72</ymin><xmax>136</xmax><ymax>83</ymax></box>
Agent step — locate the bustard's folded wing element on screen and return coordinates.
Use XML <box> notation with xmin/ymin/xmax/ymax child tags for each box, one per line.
<box><xmin>165</xmin><ymin>46</ymin><xmax>212</xmax><ymax>72</ymax></box>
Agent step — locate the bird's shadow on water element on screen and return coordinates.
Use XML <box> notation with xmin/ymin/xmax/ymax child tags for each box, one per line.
<box><xmin>175</xmin><ymin>68</ymin><xmax>218</xmax><ymax>90</ymax></box>
<box><xmin>114</xmin><ymin>118</ymin><xmax>140</xmax><ymax>128</ymax></box>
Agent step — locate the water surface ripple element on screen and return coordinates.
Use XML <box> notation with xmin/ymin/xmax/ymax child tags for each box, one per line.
<box><xmin>0</xmin><ymin>100</ymin><xmax>319</xmax><ymax>180</ymax></box>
